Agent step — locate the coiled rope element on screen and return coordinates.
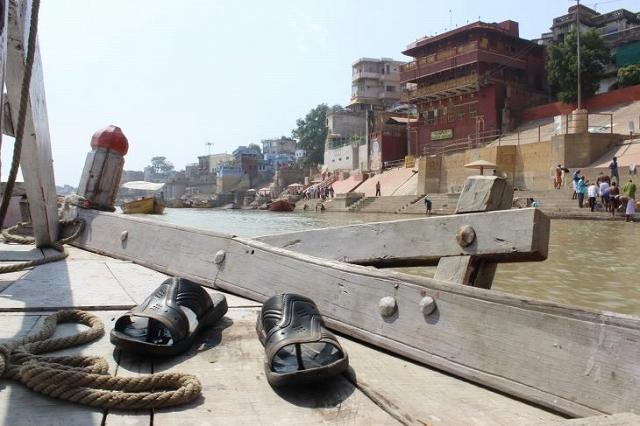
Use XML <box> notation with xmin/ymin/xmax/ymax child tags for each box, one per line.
<box><xmin>0</xmin><ymin>309</ymin><xmax>202</xmax><ymax>409</ymax></box>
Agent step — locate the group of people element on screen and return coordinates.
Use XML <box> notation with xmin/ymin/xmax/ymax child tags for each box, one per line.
<box><xmin>570</xmin><ymin>157</ymin><xmax>637</xmax><ymax>222</ymax></box>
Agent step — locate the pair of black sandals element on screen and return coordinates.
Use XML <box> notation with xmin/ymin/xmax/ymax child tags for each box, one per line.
<box><xmin>110</xmin><ymin>278</ymin><xmax>349</xmax><ymax>386</ymax></box>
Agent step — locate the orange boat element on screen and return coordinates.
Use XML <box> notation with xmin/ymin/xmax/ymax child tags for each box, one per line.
<box><xmin>268</xmin><ymin>199</ymin><xmax>294</xmax><ymax>212</ymax></box>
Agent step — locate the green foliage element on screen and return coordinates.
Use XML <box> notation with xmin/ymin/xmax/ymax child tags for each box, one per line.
<box><xmin>247</xmin><ymin>143</ymin><xmax>262</xmax><ymax>155</ymax></box>
<box><xmin>150</xmin><ymin>156</ymin><xmax>174</xmax><ymax>177</ymax></box>
<box><xmin>618</xmin><ymin>64</ymin><xmax>640</xmax><ymax>88</ymax></box>
<box><xmin>547</xmin><ymin>28</ymin><xmax>609</xmax><ymax>103</ymax></box>
<box><xmin>291</xmin><ymin>104</ymin><xmax>336</xmax><ymax>165</ymax></box>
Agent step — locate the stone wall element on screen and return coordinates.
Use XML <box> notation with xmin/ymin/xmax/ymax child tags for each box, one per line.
<box><xmin>417</xmin><ymin>132</ymin><xmax>624</xmax><ymax>193</ymax></box>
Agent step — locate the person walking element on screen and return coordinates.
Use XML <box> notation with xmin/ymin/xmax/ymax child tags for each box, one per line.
<box><xmin>609</xmin><ymin>157</ymin><xmax>620</xmax><ymax>185</ymax></box>
<box><xmin>623</xmin><ymin>179</ymin><xmax>636</xmax><ymax>222</ymax></box>
<box><xmin>375</xmin><ymin>180</ymin><xmax>381</xmax><ymax>196</ymax></box>
<box><xmin>576</xmin><ymin>176</ymin><xmax>586</xmax><ymax>208</ymax></box>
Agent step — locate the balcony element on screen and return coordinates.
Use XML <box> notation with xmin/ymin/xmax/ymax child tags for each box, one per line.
<box><xmin>400</xmin><ymin>41</ymin><xmax>528</xmax><ymax>82</ymax></box>
<box><xmin>352</xmin><ymin>71</ymin><xmax>381</xmax><ymax>81</ymax></box>
<box><xmin>401</xmin><ymin>75</ymin><xmax>481</xmax><ymax>103</ymax></box>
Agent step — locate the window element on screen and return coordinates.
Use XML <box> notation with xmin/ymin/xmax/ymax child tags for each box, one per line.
<box><xmin>448</xmin><ymin>107</ymin><xmax>455</xmax><ymax>123</ymax></box>
<box><xmin>469</xmin><ymin>103</ymin><xmax>477</xmax><ymax>118</ymax></box>
<box><xmin>427</xmin><ymin>110</ymin><xmax>436</xmax><ymax>125</ymax></box>
<box><xmin>457</xmin><ymin>105</ymin><xmax>465</xmax><ymax>120</ymax></box>
<box><xmin>419</xmin><ymin>112</ymin><xmax>426</xmax><ymax>126</ymax></box>
<box><xmin>440</xmin><ymin>108</ymin><xmax>447</xmax><ymax>124</ymax></box>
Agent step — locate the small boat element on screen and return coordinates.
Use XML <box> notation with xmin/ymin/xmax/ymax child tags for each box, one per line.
<box><xmin>120</xmin><ymin>181</ymin><xmax>166</xmax><ymax>214</ymax></box>
<box><xmin>120</xmin><ymin>196</ymin><xmax>166</xmax><ymax>214</ymax></box>
<box><xmin>268</xmin><ymin>199</ymin><xmax>294</xmax><ymax>212</ymax></box>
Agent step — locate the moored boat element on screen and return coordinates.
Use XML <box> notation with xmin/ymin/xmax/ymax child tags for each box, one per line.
<box><xmin>120</xmin><ymin>196</ymin><xmax>166</xmax><ymax>214</ymax></box>
<box><xmin>268</xmin><ymin>199</ymin><xmax>294</xmax><ymax>212</ymax></box>
<box><xmin>120</xmin><ymin>181</ymin><xmax>166</xmax><ymax>214</ymax></box>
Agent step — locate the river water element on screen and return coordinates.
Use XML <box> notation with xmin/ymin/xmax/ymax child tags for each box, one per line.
<box><xmin>139</xmin><ymin>208</ymin><xmax>640</xmax><ymax>317</ymax></box>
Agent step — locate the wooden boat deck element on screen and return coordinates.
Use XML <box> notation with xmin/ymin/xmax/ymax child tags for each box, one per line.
<box><xmin>1</xmin><ymin>245</ymin><xmax>638</xmax><ymax>425</ymax></box>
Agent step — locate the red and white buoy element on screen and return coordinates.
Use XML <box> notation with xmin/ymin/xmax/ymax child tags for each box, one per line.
<box><xmin>76</xmin><ymin>125</ymin><xmax>129</xmax><ymax>211</ymax></box>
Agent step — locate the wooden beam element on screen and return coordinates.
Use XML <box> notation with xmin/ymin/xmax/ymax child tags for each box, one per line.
<box><xmin>255</xmin><ymin>208</ymin><xmax>549</xmax><ymax>267</ymax></box>
<box><xmin>71</xmin><ymin>209</ymin><xmax>639</xmax><ymax>417</ymax></box>
<box><xmin>4</xmin><ymin>0</ymin><xmax>58</xmax><ymax>246</ymax></box>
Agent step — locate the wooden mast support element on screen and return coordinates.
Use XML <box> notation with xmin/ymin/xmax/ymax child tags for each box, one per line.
<box><xmin>2</xmin><ymin>0</ymin><xmax>58</xmax><ymax>246</ymax></box>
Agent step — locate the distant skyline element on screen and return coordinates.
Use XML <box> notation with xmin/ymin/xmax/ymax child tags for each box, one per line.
<box><xmin>2</xmin><ymin>0</ymin><xmax>638</xmax><ymax>186</ymax></box>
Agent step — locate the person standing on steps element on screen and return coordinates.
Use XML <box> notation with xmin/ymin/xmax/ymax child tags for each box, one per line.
<box><xmin>571</xmin><ymin>169</ymin><xmax>581</xmax><ymax>200</ymax></box>
<box><xmin>576</xmin><ymin>176</ymin><xmax>586</xmax><ymax>208</ymax></box>
<box><xmin>609</xmin><ymin>181</ymin><xmax>620</xmax><ymax>217</ymax></box>
<box><xmin>554</xmin><ymin>164</ymin><xmax>563</xmax><ymax>189</ymax></box>
<box><xmin>610</xmin><ymin>157</ymin><xmax>620</xmax><ymax>186</ymax></box>
<box><xmin>375</xmin><ymin>180</ymin><xmax>381</xmax><ymax>196</ymax></box>
<box><xmin>424</xmin><ymin>195</ymin><xmax>432</xmax><ymax>216</ymax></box>
<box><xmin>587</xmin><ymin>181</ymin><xmax>599</xmax><ymax>212</ymax></box>
<box><xmin>623</xmin><ymin>179</ymin><xmax>636</xmax><ymax>222</ymax></box>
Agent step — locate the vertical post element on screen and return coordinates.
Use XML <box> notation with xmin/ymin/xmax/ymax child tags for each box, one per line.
<box><xmin>4</xmin><ymin>0</ymin><xmax>59</xmax><ymax>246</ymax></box>
<box><xmin>576</xmin><ymin>0</ymin><xmax>582</xmax><ymax>110</ymax></box>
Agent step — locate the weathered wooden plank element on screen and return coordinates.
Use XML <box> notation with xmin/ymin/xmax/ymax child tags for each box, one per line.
<box><xmin>152</xmin><ymin>306</ymin><xmax>402</xmax><ymax>425</ymax></box>
<box><xmin>338</xmin><ymin>338</ymin><xmax>564</xmax><ymax>425</ymax></box>
<box><xmin>4</xmin><ymin>0</ymin><xmax>58</xmax><ymax>246</ymax></box>
<box><xmin>212</xmin><ymin>237</ymin><xmax>640</xmax><ymax>418</ymax></box>
<box><xmin>69</xmin><ymin>210</ymin><xmax>640</xmax><ymax>417</ymax></box>
<box><xmin>455</xmin><ymin>175</ymin><xmax>513</xmax><ymax>213</ymax></box>
<box><xmin>0</xmin><ymin>0</ymin><xmax>7</xmax><ymax>153</ymax></box>
<box><xmin>70</xmin><ymin>211</ymin><xmax>230</xmax><ymax>285</ymax></box>
<box><xmin>255</xmin><ymin>208</ymin><xmax>550</xmax><ymax>267</ymax></box>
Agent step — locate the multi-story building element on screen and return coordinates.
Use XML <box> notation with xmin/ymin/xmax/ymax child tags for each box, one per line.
<box><xmin>349</xmin><ymin>57</ymin><xmax>405</xmax><ymax>112</ymax></box>
<box><xmin>541</xmin><ymin>4</ymin><xmax>640</xmax><ymax>92</ymax></box>
<box><xmin>261</xmin><ymin>137</ymin><xmax>296</xmax><ymax>156</ymax></box>
<box><xmin>400</xmin><ymin>20</ymin><xmax>547</xmax><ymax>157</ymax></box>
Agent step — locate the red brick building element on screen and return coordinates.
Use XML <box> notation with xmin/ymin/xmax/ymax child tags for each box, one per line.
<box><xmin>400</xmin><ymin>20</ymin><xmax>548</xmax><ymax>156</ymax></box>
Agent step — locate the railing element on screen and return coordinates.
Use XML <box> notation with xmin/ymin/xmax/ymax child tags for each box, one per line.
<box><xmin>402</xmin><ymin>75</ymin><xmax>479</xmax><ymax>102</ymax></box>
<box><xmin>422</xmin><ymin>129</ymin><xmax>501</xmax><ymax>156</ymax></box>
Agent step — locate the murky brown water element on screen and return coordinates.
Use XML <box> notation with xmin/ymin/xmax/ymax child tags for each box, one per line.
<box><xmin>147</xmin><ymin>209</ymin><xmax>640</xmax><ymax>317</ymax></box>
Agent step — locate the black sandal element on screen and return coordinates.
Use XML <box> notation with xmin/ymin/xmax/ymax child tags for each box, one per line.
<box><xmin>256</xmin><ymin>293</ymin><xmax>349</xmax><ymax>386</ymax></box>
<box><xmin>111</xmin><ymin>277</ymin><xmax>228</xmax><ymax>357</ymax></box>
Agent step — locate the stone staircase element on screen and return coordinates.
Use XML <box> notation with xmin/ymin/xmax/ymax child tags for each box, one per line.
<box><xmin>511</xmin><ymin>187</ymin><xmax>618</xmax><ymax>219</ymax></box>
<box><xmin>400</xmin><ymin>193</ymin><xmax>459</xmax><ymax>215</ymax></box>
<box><xmin>350</xmin><ymin>195</ymin><xmax>423</xmax><ymax>214</ymax></box>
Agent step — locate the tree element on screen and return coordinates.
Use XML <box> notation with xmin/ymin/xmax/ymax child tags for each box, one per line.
<box><xmin>617</xmin><ymin>64</ymin><xmax>640</xmax><ymax>88</ymax></box>
<box><xmin>150</xmin><ymin>156</ymin><xmax>174</xmax><ymax>178</ymax></box>
<box><xmin>291</xmin><ymin>104</ymin><xmax>344</xmax><ymax>165</ymax></box>
<box><xmin>547</xmin><ymin>28</ymin><xmax>610</xmax><ymax>103</ymax></box>
<box><xmin>247</xmin><ymin>143</ymin><xmax>262</xmax><ymax>155</ymax></box>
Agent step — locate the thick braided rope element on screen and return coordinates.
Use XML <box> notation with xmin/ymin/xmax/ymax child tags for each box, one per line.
<box><xmin>0</xmin><ymin>218</ymin><xmax>86</xmax><ymax>274</ymax></box>
<box><xmin>0</xmin><ymin>309</ymin><xmax>202</xmax><ymax>409</ymax></box>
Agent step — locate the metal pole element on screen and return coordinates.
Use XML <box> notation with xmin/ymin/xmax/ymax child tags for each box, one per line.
<box><xmin>576</xmin><ymin>0</ymin><xmax>582</xmax><ymax>110</ymax></box>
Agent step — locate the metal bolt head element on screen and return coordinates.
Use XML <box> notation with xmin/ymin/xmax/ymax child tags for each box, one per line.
<box><xmin>213</xmin><ymin>250</ymin><xmax>226</xmax><ymax>264</ymax></box>
<box><xmin>378</xmin><ymin>296</ymin><xmax>397</xmax><ymax>317</ymax></box>
<box><xmin>120</xmin><ymin>231</ymin><xmax>128</xmax><ymax>242</ymax></box>
<box><xmin>456</xmin><ymin>225</ymin><xmax>476</xmax><ymax>247</ymax></box>
<box><xmin>420</xmin><ymin>296</ymin><xmax>436</xmax><ymax>315</ymax></box>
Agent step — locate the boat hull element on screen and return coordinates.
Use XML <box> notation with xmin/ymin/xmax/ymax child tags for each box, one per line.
<box><xmin>121</xmin><ymin>197</ymin><xmax>166</xmax><ymax>214</ymax></box>
<box><xmin>269</xmin><ymin>199</ymin><xmax>294</xmax><ymax>212</ymax></box>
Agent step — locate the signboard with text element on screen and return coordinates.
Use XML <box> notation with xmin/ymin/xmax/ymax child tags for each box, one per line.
<box><xmin>430</xmin><ymin>129</ymin><xmax>453</xmax><ymax>140</ymax></box>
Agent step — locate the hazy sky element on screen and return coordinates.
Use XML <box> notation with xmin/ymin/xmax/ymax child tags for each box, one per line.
<box><xmin>3</xmin><ymin>0</ymin><xmax>638</xmax><ymax>186</ymax></box>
